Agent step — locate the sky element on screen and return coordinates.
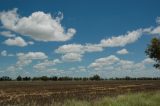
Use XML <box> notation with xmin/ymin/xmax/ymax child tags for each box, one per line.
<box><xmin>0</xmin><ymin>0</ymin><xmax>160</xmax><ymax>78</ymax></box>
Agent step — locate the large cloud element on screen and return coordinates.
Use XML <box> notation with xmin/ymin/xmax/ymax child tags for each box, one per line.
<box><xmin>0</xmin><ymin>8</ymin><xmax>76</xmax><ymax>41</ymax></box>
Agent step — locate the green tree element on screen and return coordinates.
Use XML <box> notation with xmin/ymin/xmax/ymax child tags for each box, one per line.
<box><xmin>90</xmin><ymin>74</ymin><xmax>101</xmax><ymax>80</ymax></box>
<box><xmin>145</xmin><ymin>38</ymin><xmax>160</xmax><ymax>69</ymax></box>
<box><xmin>41</xmin><ymin>76</ymin><xmax>49</xmax><ymax>81</ymax></box>
<box><xmin>16</xmin><ymin>75</ymin><xmax>22</xmax><ymax>81</ymax></box>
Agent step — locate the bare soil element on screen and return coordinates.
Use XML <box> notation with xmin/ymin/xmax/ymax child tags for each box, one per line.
<box><xmin>0</xmin><ymin>80</ymin><xmax>160</xmax><ymax>105</ymax></box>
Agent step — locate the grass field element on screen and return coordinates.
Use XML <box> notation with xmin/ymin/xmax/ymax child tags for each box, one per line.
<box><xmin>0</xmin><ymin>80</ymin><xmax>160</xmax><ymax>106</ymax></box>
<box><xmin>56</xmin><ymin>91</ymin><xmax>160</xmax><ymax>106</ymax></box>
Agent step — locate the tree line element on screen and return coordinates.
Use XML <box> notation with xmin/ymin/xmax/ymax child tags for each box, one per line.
<box><xmin>0</xmin><ymin>75</ymin><xmax>160</xmax><ymax>81</ymax></box>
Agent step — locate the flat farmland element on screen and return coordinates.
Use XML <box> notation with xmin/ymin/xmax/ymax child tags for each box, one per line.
<box><xmin>0</xmin><ymin>80</ymin><xmax>160</xmax><ymax>105</ymax></box>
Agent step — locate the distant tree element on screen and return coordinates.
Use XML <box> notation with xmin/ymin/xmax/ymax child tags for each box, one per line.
<box><xmin>50</xmin><ymin>76</ymin><xmax>58</xmax><ymax>81</ymax></box>
<box><xmin>73</xmin><ymin>77</ymin><xmax>82</xmax><ymax>81</ymax></box>
<box><xmin>41</xmin><ymin>76</ymin><xmax>49</xmax><ymax>81</ymax></box>
<box><xmin>82</xmin><ymin>77</ymin><xmax>89</xmax><ymax>81</ymax></box>
<box><xmin>0</xmin><ymin>76</ymin><xmax>12</xmax><ymax>81</ymax></box>
<box><xmin>16</xmin><ymin>75</ymin><xmax>22</xmax><ymax>81</ymax></box>
<box><xmin>58</xmin><ymin>76</ymin><xmax>73</xmax><ymax>81</ymax></box>
<box><xmin>22</xmin><ymin>76</ymin><xmax>31</xmax><ymax>81</ymax></box>
<box><xmin>145</xmin><ymin>38</ymin><xmax>160</xmax><ymax>69</ymax></box>
<box><xmin>90</xmin><ymin>75</ymin><xmax>101</xmax><ymax>80</ymax></box>
<box><xmin>32</xmin><ymin>77</ymin><xmax>40</xmax><ymax>81</ymax></box>
<box><xmin>125</xmin><ymin>76</ymin><xmax>131</xmax><ymax>80</ymax></box>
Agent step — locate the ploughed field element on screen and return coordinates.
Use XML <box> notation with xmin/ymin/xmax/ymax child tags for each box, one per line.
<box><xmin>0</xmin><ymin>80</ymin><xmax>160</xmax><ymax>105</ymax></box>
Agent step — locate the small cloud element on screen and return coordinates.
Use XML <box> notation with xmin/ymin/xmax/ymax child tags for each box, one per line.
<box><xmin>55</xmin><ymin>43</ymin><xmax>103</xmax><ymax>62</ymax></box>
<box><xmin>3</xmin><ymin>36</ymin><xmax>28</xmax><ymax>47</ymax></box>
<box><xmin>55</xmin><ymin>44</ymin><xmax>84</xmax><ymax>54</ymax></box>
<box><xmin>46</xmin><ymin>68</ymin><xmax>65</xmax><ymax>75</ymax></box>
<box><xmin>68</xmin><ymin>66</ymin><xmax>87</xmax><ymax>73</ymax></box>
<box><xmin>1</xmin><ymin>50</ymin><xmax>7</xmax><ymax>56</ymax></box>
<box><xmin>156</xmin><ymin>17</ymin><xmax>160</xmax><ymax>24</ymax></box>
<box><xmin>142</xmin><ymin>58</ymin><xmax>155</xmax><ymax>64</ymax></box>
<box><xmin>17</xmin><ymin>52</ymin><xmax>48</xmax><ymax>60</ymax></box>
<box><xmin>0</xmin><ymin>31</ymin><xmax>16</xmax><ymax>37</ymax></box>
<box><xmin>117</xmin><ymin>48</ymin><xmax>129</xmax><ymax>55</ymax></box>
<box><xmin>150</xmin><ymin>26</ymin><xmax>160</xmax><ymax>35</ymax></box>
<box><xmin>62</xmin><ymin>53</ymin><xmax>82</xmax><ymax>62</ymax></box>
<box><xmin>0</xmin><ymin>50</ymin><xmax>14</xmax><ymax>57</ymax></box>
<box><xmin>3</xmin><ymin>36</ymin><xmax>33</xmax><ymax>47</ymax></box>
<box><xmin>8</xmin><ymin>54</ymin><xmax>14</xmax><ymax>56</ymax></box>
<box><xmin>100</xmin><ymin>29</ymin><xmax>143</xmax><ymax>47</ymax></box>
<box><xmin>7</xmin><ymin>52</ymin><xmax>48</xmax><ymax>72</ymax></box>
<box><xmin>33</xmin><ymin>59</ymin><xmax>61</xmax><ymax>71</ymax></box>
<box><xmin>28</xmin><ymin>41</ymin><xmax>34</xmax><ymax>45</ymax></box>
<box><xmin>88</xmin><ymin>55</ymin><xmax>120</xmax><ymax>70</ymax></box>
<box><xmin>88</xmin><ymin>55</ymin><xmax>148</xmax><ymax>73</ymax></box>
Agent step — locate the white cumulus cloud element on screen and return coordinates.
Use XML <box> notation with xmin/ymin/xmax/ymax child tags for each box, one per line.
<box><xmin>100</xmin><ymin>29</ymin><xmax>143</xmax><ymax>47</ymax></box>
<box><xmin>84</xmin><ymin>44</ymin><xmax>103</xmax><ymax>52</ymax></box>
<box><xmin>62</xmin><ymin>53</ymin><xmax>82</xmax><ymax>62</ymax></box>
<box><xmin>142</xmin><ymin>58</ymin><xmax>155</xmax><ymax>64</ymax></box>
<box><xmin>33</xmin><ymin>59</ymin><xmax>61</xmax><ymax>71</ymax></box>
<box><xmin>88</xmin><ymin>55</ymin><xmax>155</xmax><ymax>72</ymax></box>
<box><xmin>0</xmin><ymin>8</ymin><xmax>76</xmax><ymax>42</ymax></box>
<box><xmin>55</xmin><ymin>44</ymin><xmax>84</xmax><ymax>54</ymax></box>
<box><xmin>7</xmin><ymin>52</ymin><xmax>48</xmax><ymax>72</ymax></box>
<box><xmin>150</xmin><ymin>26</ymin><xmax>160</xmax><ymax>35</ymax></box>
<box><xmin>117</xmin><ymin>48</ymin><xmax>129</xmax><ymax>55</ymax></box>
<box><xmin>55</xmin><ymin>29</ymin><xmax>142</xmax><ymax>61</ymax></box>
<box><xmin>3</xmin><ymin>36</ymin><xmax>28</xmax><ymax>47</ymax></box>
<box><xmin>17</xmin><ymin>52</ymin><xmax>48</xmax><ymax>60</ymax></box>
<box><xmin>88</xmin><ymin>55</ymin><xmax>120</xmax><ymax>70</ymax></box>
<box><xmin>46</xmin><ymin>68</ymin><xmax>65</xmax><ymax>75</ymax></box>
<box><xmin>55</xmin><ymin>43</ymin><xmax>103</xmax><ymax>62</ymax></box>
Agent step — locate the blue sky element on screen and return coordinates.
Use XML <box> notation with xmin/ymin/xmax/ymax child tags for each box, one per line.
<box><xmin>0</xmin><ymin>0</ymin><xmax>160</xmax><ymax>78</ymax></box>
